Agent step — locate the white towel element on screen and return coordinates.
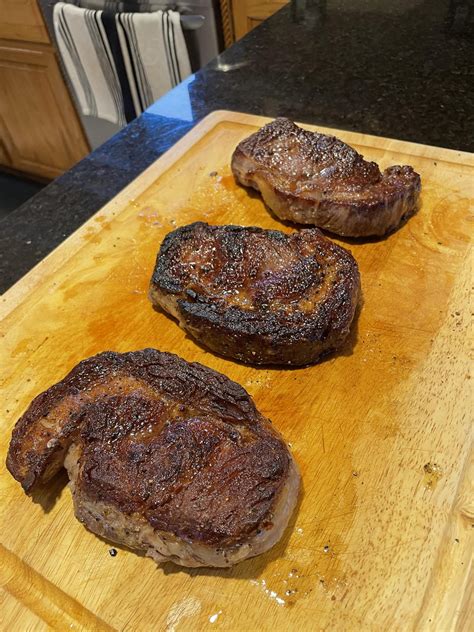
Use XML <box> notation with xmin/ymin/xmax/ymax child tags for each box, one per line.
<box><xmin>115</xmin><ymin>11</ymin><xmax>191</xmax><ymax>118</ymax></box>
<box><xmin>53</xmin><ymin>2</ymin><xmax>191</xmax><ymax>125</ymax></box>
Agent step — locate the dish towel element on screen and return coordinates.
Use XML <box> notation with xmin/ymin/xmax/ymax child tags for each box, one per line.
<box><xmin>53</xmin><ymin>2</ymin><xmax>191</xmax><ymax>125</ymax></box>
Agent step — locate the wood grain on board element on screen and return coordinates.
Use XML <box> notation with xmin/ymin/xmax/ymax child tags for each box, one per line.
<box><xmin>0</xmin><ymin>111</ymin><xmax>472</xmax><ymax>631</ymax></box>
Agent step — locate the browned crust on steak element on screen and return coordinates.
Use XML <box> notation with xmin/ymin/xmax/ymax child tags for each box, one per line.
<box><xmin>231</xmin><ymin>118</ymin><xmax>421</xmax><ymax>237</ymax></box>
<box><xmin>72</xmin><ymin>394</ymin><xmax>288</xmax><ymax>546</ymax></box>
<box><xmin>149</xmin><ymin>222</ymin><xmax>360</xmax><ymax>365</ymax></box>
<box><xmin>6</xmin><ymin>350</ymin><xmax>298</xmax><ymax>562</ymax></box>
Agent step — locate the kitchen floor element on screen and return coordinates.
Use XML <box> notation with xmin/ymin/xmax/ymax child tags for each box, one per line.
<box><xmin>0</xmin><ymin>173</ymin><xmax>44</xmax><ymax>221</ymax></box>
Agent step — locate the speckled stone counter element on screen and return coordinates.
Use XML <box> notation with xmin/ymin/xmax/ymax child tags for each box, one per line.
<box><xmin>1</xmin><ymin>0</ymin><xmax>472</xmax><ymax>292</ymax></box>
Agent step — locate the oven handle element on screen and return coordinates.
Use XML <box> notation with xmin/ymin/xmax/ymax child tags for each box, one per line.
<box><xmin>180</xmin><ymin>13</ymin><xmax>205</xmax><ymax>31</ymax></box>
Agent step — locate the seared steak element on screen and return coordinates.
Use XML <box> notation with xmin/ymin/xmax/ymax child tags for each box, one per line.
<box><xmin>149</xmin><ymin>222</ymin><xmax>360</xmax><ymax>365</ymax></box>
<box><xmin>231</xmin><ymin>118</ymin><xmax>421</xmax><ymax>237</ymax></box>
<box><xmin>7</xmin><ymin>349</ymin><xmax>299</xmax><ymax>568</ymax></box>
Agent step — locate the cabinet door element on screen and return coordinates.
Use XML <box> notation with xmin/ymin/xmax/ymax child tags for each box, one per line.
<box><xmin>232</xmin><ymin>1</ymin><xmax>288</xmax><ymax>40</ymax></box>
<box><xmin>0</xmin><ymin>40</ymin><xmax>90</xmax><ymax>180</ymax></box>
<box><xmin>0</xmin><ymin>0</ymin><xmax>49</xmax><ymax>44</ymax></box>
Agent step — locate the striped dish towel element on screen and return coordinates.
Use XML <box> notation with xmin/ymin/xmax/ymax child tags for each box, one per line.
<box><xmin>53</xmin><ymin>2</ymin><xmax>191</xmax><ymax>125</ymax></box>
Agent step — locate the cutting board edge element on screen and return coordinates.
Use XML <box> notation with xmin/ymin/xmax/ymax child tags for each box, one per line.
<box><xmin>2</xmin><ymin>109</ymin><xmax>473</xmax><ymax>321</ymax></box>
<box><xmin>215</xmin><ymin>110</ymin><xmax>474</xmax><ymax>165</ymax></box>
<box><xmin>0</xmin><ymin>110</ymin><xmax>226</xmax><ymax>319</ymax></box>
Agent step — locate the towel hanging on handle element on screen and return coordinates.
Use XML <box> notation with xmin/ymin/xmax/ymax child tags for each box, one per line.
<box><xmin>53</xmin><ymin>2</ymin><xmax>191</xmax><ymax>125</ymax></box>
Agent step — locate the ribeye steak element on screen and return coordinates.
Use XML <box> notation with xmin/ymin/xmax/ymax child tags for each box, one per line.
<box><xmin>231</xmin><ymin>118</ymin><xmax>421</xmax><ymax>237</ymax></box>
<box><xmin>150</xmin><ymin>222</ymin><xmax>360</xmax><ymax>365</ymax></box>
<box><xmin>7</xmin><ymin>349</ymin><xmax>300</xmax><ymax>568</ymax></box>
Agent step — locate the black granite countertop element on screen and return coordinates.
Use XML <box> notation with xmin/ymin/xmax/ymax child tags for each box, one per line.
<box><xmin>1</xmin><ymin>0</ymin><xmax>472</xmax><ymax>293</ymax></box>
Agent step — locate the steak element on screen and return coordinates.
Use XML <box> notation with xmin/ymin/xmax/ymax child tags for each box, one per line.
<box><xmin>6</xmin><ymin>349</ymin><xmax>299</xmax><ymax>568</ymax></box>
<box><xmin>149</xmin><ymin>222</ymin><xmax>360</xmax><ymax>365</ymax></box>
<box><xmin>231</xmin><ymin>117</ymin><xmax>421</xmax><ymax>237</ymax></box>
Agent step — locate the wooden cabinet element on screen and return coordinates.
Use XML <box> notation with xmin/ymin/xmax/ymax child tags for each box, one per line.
<box><xmin>0</xmin><ymin>41</ymin><xmax>90</xmax><ymax>179</ymax></box>
<box><xmin>230</xmin><ymin>1</ymin><xmax>288</xmax><ymax>41</ymax></box>
<box><xmin>0</xmin><ymin>1</ymin><xmax>89</xmax><ymax>180</ymax></box>
<box><xmin>0</xmin><ymin>0</ymin><xmax>49</xmax><ymax>44</ymax></box>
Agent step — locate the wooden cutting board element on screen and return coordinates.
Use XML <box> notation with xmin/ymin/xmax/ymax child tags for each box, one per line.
<box><xmin>0</xmin><ymin>111</ymin><xmax>472</xmax><ymax>631</ymax></box>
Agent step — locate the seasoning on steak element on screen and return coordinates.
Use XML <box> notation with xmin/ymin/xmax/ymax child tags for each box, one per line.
<box><xmin>149</xmin><ymin>222</ymin><xmax>360</xmax><ymax>366</ymax></box>
<box><xmin>6</xmin><ymin>349</ymin><xmax>300</xmax><ymax>568</ymax></box>
<box><xmin>231</xmin><ymin>117</ymin><xmax>421</xmax><ymax>237</ymax></box>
